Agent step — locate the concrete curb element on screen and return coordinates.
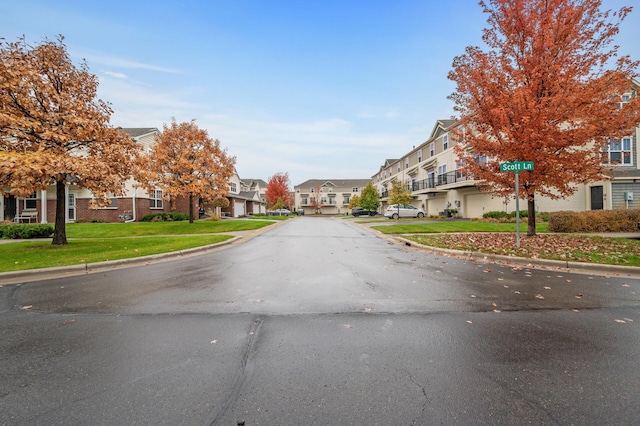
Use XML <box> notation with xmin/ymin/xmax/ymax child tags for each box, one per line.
<box><xmin>0</xmin><ymin>236</ymin><xmax>243</xmax><ymax>285</ymax></box>
<box><xmin>394</xmin><ymin>236</ymin><xmax>640</xmax><ymax>279</ymax></box>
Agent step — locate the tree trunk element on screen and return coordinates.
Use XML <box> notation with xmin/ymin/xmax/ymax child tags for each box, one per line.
<box><xmin>527</xmin><ymin>193</ymin><xmax>536</xmax><ymax>237</ymax></box>
<box><xmin>52</xmin><ymin>180</ymin><xmax>67</xmax><ymax>245</ymax></box>
<box><xmin>189</xmin><ymin>194</ymin><xmax>194</xmax><ymax>224</ymax></box>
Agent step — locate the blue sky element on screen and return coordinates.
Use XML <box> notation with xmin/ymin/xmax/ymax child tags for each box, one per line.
<box><xmin>4</xmin><ymin>1</ymin><xmax>640</xmax><ymax>186</ymax></box>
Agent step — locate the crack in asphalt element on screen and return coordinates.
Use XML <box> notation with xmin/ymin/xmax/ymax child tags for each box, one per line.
<box><xmin>208</xmin><ymin>315</ymin><xmax>264</xmax><ymax>426</ymax></box>
<box><xmin>406</xmin><ymin>371</ymin><xmax>430</xmax><ymax>425</ymax></box>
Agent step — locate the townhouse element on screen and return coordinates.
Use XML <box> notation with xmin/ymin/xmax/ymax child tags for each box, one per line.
<box><xmin>372</xmin><ymin>116</ymin><xmax>640</xmax><ymax>218</ymax></box>
<box><xmin>3</xmin><ymin>128</ymin><xmax>265</xmax><ymax>222</ymax></box>
<box><xmin>293</xmin><ymin>179</ymin><xmax>372</xmax><ymax>215</ymax></box>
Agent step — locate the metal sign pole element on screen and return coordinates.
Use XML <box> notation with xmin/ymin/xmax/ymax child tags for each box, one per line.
<box><xmin>515</xmin><ymin>171</ymin><xmax>520</xmax><ymax>249</ymax></box>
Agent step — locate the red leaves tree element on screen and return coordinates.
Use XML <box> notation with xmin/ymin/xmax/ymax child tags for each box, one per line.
<box><xmin>139</xmin><ymin>119</ymin><xmax>236</xmax><ymax>223</ymax></box>
<box><xmin>265</xmin><ymin>172</ymin><xmax>292</xmax><ymax>209</ymax></box>
<box><xmin>448</xmin><ymin>0</ymin><xmax>640</xmax><ymax>236</ymax></box>
<box><xmin>0</xmin><ymin>36</ymin><xmax>140</xmax><ymax>244</ymax></box>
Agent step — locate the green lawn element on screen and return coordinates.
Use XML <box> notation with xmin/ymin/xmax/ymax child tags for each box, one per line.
<box><xmin>371</xmin><ymin>220</ymin><xmax>548</xmax><ymax>234</ymax></box>
<box><xmin>65</xmin><ymin>219</ymin><xmax>274</xmax><ymax>238</ymax></box>
<box><xmin>1</xmin><ymin>235</ymin><xmax>233</xmax><ymax>272</ymax></box>
<box><xmin>1</xmin><ymin>219</ymin><xmax>274</xmax><ymax>272</ymax></box>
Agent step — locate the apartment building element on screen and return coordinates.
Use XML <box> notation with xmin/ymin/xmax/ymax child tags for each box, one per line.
<box><xmin>372</xmin><ymin>118</ymin><xmax>640</xmax><ymax>218</ymax></box>
<box><xmin>294</xmin><ymin>179</ymin><xmax>372</xmax><ymax>215</ymax></box>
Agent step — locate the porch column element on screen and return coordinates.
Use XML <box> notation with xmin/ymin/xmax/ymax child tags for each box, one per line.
<box><xmin>40</xmin><ymin>189</ymin><xmax>47</xmax><ymax>223</ymax></box>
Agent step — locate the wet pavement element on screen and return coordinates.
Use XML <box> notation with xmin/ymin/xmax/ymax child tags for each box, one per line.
<box><xmin>1</xmin><ymin>217</ymin><xmax>639</xmax><ymax>425</ymax></box>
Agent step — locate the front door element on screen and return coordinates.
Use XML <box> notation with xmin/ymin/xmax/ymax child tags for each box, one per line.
<box><xmin>3</xmin><ymin>195</ymin><xmax>16</xmax><ymax>221</ymax></box>
<box><xmin>67</xmin><ymin>192</ymin><xmax>76</xmax><ymax>222</ymax></box>
<box><xmin>590</xmin><ymin>186</ymin><xmax>604</xmax><ymax>210</ymax></box>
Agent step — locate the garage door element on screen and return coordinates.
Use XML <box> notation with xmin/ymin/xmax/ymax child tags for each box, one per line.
<box><xmin>234</xmin><ymin>201</ymin><xmax>245</xmax><ymax>217</ymax></box>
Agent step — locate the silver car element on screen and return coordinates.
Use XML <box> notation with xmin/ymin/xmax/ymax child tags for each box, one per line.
<box><xmin>384</xmin><ymin>204</ymin><xmax>425</xmax><ymax>219</ymax></box>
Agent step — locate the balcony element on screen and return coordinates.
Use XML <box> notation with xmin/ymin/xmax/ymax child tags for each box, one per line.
<box><xmin>379</xmin><ymin>171</ymin><xmax>477</xmax><ymax>199</ymax></box>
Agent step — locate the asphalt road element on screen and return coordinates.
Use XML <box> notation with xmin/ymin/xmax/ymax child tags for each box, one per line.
<box><xmin>1</xmin><ymin>217</ymin><xmax>639</xmax><ymax>425</ymax></box>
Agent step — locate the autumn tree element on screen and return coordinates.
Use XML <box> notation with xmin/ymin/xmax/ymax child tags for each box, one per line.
<box><xmin>139</xmin><ymin>119</ymin><xmax>235</xmax><ymax>223</ymax></box>
<box><xmin>359</xmin><ymin>182</ymin><xmax>380</xmax><ymax>212</ymax></box>
<box><xmin>348</xmin><ymin>194</ymin><xmax>360</xmax><ymax>209</ymax></box>
<box><xmin>310</xmin><ymin>185</ymin><xmax>323</xmax><ymax>214</ymax></box>
<box><xmin>0</xmin><ymin>36</ymin><xmax>140</xmax><ymax>245</ymax></box>
<box><xmin>387</xmin><ymin>181</ymin><xmax>412</xmax><ymax>219</ymax></box>
<box><xmin>265</xmin><ymin>172</ymin><xmax>292</xmax><ymax>209</ymax></box>
<box><xmin>448</xmin><ymin>0</ymin><xmax>640</xmax><ymax>236</ymax></box>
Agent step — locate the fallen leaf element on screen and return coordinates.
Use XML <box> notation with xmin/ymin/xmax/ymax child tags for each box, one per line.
<box><xmin>535</xmin><ymin>294</ymin><xmax>545</xmax><ymax>299</ymax></box>
<box><xmin>491</xmin><ymin>302</ymin><xmax>497</xmax><ymax>307</ymax></box>
<box><xmin>623</xmin><ymin>318</ymin><xmax>634</xmax><ymax>322</ymax></box>
<box><xmin>622</xmin><ymin>283</ymin><xmax>630</xmax><ymax>287</ymax></box>
<box><xmin>483</xmin><ymin>268</ymin><xmax>491</xmax><ymax>273</ymax></box>
<box><xmin>63</xmin><ymin>318</ymin><xmax>76</xmax><ymax>325</ymax></box>
<box><xmin>343</xmin><ymin>324</ymin><xmax>353</xmax><ymax>329</ymax></box>
<box><xmin>514</xmin><ymin>290</ymin><xmax>521</xmax><ymax>294</ymax></box>
<box><xmin>572</xmin><ymin>309</ymin><xmax>580</xmax><ymax>312</ymax></box>
<box><xmin>466</xmin><ymin>320</ymin><xmax>473</xmax><ymax>324</ymax></box>
<box><xmin>614</xmin><ymin>319</ymin><xmax>627</xmax><ymax>324</ymax></box>
<box><xmin>20</xmin><ymin>305</ymin><xmax>33</xmax><ymax>310</ymax></box>
<box><xmin>576</xmin><ymin>293</ymin><xmax>584</xmax><ymax>298</ymax></box>
<box><xmin>543</xmin><ymin>286</ymin><xmax>552</xmax><ymax>290</ymax></box>
<box><xmin>493</xmin><ymin>309</ymin><xmax>501</xmax><ymax>313</ymax></box>
<box><xmin>566</xmin><ymin>279</ymin><xmax>572</xmax><ymax>283</ymax></box>
<box><xmin>363</xmin><ymin>307</ymin><xmax>372</xmax><ymax>313</ymax></box>
<box><xmin>210</xmin><ymin>340</ymin><xmax>218</xmax><ymax>344</ymax></box>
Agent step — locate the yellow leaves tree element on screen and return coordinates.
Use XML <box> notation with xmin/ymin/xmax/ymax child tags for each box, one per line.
<box><xmin>0</xmin><ymin>36</ymin><xmax>140</xmax><ymax>245</ymax></box>
<box><xmin>448</xmin><ymin>0</ymin><xmax>640</xmax><ymax>236</ymax></box>
<box><xmin>139</xmin><ymin>119</ymin><xmax>236</xmax><ymax>223</ymax></box>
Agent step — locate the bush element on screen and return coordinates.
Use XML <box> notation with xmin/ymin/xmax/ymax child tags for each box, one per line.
<box><xmin>548</xmin><ymin>209</ymin><xmax>640</xmax><ymax>233</ymax></box>
<box><xmin>482</xmin><ymin>210</ymin><xmax>548</xmax><ymax>223</ymax></box>
<box><xmin>0</xmin><ymin>224</ymin><xmax>54</xmax><ymax>239</ymax></box>
<box><xmin>140</xmin><ymin>212</ymin><xmax>189</xmax><ymax>222</ymax></box>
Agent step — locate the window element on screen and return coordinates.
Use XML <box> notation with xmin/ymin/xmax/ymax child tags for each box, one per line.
<box><xmin>150</xmin><ymin>189</ymin><xmax>163</xmax><ymax>209</ymax></box>
<box><xmin>310</xmin><ymin>187</ymin><xmax>315</xmax><ymax>193</ymax></box>
<box><xmin>321</xmin><ymin>197</ymin><xmax>328</xmax><ymax>204</ymax></box>
<box><xmin>230</xmin><ymin>182</ymin><xmax>237</xmax><ymax>192</ymax></box>
<box><xmin>418</xmin><ymin>149</ymin><xmax>422</xmax><ymax>162</ymax></box>
<box><xmin>352</xmin><ymin>187</ymin><xmax>359</xmax><ymax>192</ymax></box>
<box><xmin>443</xmin><ymin>134</ymin><xmax>449</xmax><ymax>150</ymax></box>
<box><xmin>604</xmin><ymin>137</ymin><xmax>632</xmax><ymax>165</ymax></box>
<box><xmin>343</xmin><ymin>195</ymin><xmax>350</xmax><ymax>205</ymax></box>
<box><xmin>24</xmin><ymin>192</ymin><xmax>37</xmax><ymax>210</ymax></box>
<box><xmin>328</xmin><ymin>195</ymin><xmax>336</xmax><ymax>205</ymax></box>
<box><xmin>474</xmin><ymin>154</ymin><xmax>487</xmax><ymax>165</ymax></box>
<box><xmin>397</xmin><ymin>164</ymin><xmax>400</xmax><ymax>173</ymax></box>
<box><xmin>301</xmin><ymin>197</ymin><xmax>308</xmax><ymax>205</ymax></box>
<box><xmin>430</xmin><ymin>142</ymin><xmax>435</xmax><ymax>157</ymax></box>
<box><xmin>405</xmin><ymin>158</ymin><xmax>409</xmax><ymax>169</ymax></box>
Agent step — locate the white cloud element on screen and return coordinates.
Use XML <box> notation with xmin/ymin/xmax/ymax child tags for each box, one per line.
<box><xmin>103</xmin><ymin>71</ymin><xmax>128</xmax><ymax>79</ymax></box>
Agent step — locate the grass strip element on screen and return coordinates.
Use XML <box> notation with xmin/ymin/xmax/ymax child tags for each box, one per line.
<box><xmin>371</xmin><ymin>221</ymin><xmax>548</xmax><ymax>234</ymax></box>
<box><xmin>0</xmin><ymin>235</ymin><xmax>233</xmax><ymax>272</ymax></box>
<box><xmin>65</xmin><ymin>219</ymin><xmax>274</xmax><ymax>238</ymax></box>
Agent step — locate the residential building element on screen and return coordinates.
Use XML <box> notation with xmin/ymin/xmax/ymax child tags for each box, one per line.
<box><xmin>294</xmin><ymin>179</ymin><xmax>373</xmax><ymax>215</ymax></box>
<box><xmin>372</xmin><ymin>113</ymin><xmax>640</xmax><ymax>218</ymax></box>
<box><xmin>3</xmin><ymin>128</ymin><xmax>262</xmax><ymax>222</ymax></box>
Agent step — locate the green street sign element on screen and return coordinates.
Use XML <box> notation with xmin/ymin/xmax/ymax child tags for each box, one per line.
<box><xmin>500</xmin><ymin>161</ymin><xmax>534</xmax><ymax>173</ymax></box>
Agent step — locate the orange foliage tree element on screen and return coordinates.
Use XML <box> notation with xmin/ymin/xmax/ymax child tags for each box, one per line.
<box><xmin>0</xmin><ymin>36</ymin><xmax>140</xmax><ymax>245</ymax></box>
<box><xmin>448</xmin><ymin>0</ymin><xmax>640</xmax><ymax>236</ymax></box>
<box><xmin>265</xmin><ymin>172</ymin><xmax>292</xmax><ymax>209</ymax></box>
<box><xmin>139</xmin><ymin>119</ymin><xmax>236</xmax><ymax>223</ymax></box>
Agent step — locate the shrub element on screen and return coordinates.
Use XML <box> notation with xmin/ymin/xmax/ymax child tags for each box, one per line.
<box><xmin>548</xmin><ymin>209</ymin><xmax>640</xmax><ymax>233</ymax></box>
<box><xmin>140</xmin><ymin>212</ymin><xmax>189</xmax><ymax>222</ymax></box>
<box><xmin>0</xmin><ymin>224</ymin><xmax>54</xmax><ymax>239</ymax></box>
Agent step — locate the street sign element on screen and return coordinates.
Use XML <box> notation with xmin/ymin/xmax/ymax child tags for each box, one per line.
<box><xmin>498</xmin><ymin>160</ymin><xmax>534</xmax><ymax>249</ymax></box>
<box><xmin>500</xmin><ymin>161</ymin><xmax>534</xmax><ymax>173</ymax></box>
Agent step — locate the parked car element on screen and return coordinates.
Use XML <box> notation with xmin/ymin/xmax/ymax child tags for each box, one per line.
<box><xmin>269</xmin><ymin>209</ymin><xmax>291</xmax><ymax>216</ymax></box>
<box><xmin>296</xmin><ymin>208</ymin><xmax>305</xmax><ymax>216</ymax></box>
<box><xmin>384</xmin><ymin>204</ymin><xmax>425</xmax><ymax>219</ymax></box>
<box><xmin>351</xmin><ymin>207</ymin><xmax>378</xmax><ymax>217</ymax></box>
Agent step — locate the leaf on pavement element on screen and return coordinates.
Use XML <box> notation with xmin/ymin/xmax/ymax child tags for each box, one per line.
<box><xmin>614</xmin><ymin>319</ymin><xmax>627</xmax><ymax>324</ymax></box>
<box><xmin>63</xmin><ymin>318</ymin><xmax>76</xmax><ymax>325</ymax></box>
<box><xmin>535</xmin><ymin>294</ymin><xmax>545</xmax><ymax>299</ymax></box>
<box><xmin>343</xmin><ymin>324</ymin><xmax>353</xmax><ymax>329</ymax></box>
<box><xmin>20</xmin><ymin>305</ymin><xmax>33</xmax><ymax>310</ymax></box>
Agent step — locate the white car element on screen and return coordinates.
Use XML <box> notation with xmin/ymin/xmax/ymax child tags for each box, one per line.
<box><xmin>384</xmin><ymin>204</ymin><xmax>425</xmax><ymax>219</ymax></box>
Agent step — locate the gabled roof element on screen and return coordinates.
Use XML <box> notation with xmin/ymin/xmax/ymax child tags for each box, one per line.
<box><xmin>121</xmin><ymin>128</ymin><xmax>159</xmax><ymax>139</ymax></box>
<box><xmin>241</xmin><ymin>178</ymin><xmax>268</xmax><ymax>189</ymax></box>
<box><xmin>295</xmin><ymin>178</ymin><xmax>372</xmax><ymax>188</ymax></box>
<box><xmin>428</xmin><ymin>119</ymin><xmax>458</xmax><ymax>140</ymax></box>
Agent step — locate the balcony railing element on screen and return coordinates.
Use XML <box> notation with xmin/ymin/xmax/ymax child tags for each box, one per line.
<box><xmin>379</xmin><ymin>171</ymin><xmax>476</xmax><ymax>198</ymax></box>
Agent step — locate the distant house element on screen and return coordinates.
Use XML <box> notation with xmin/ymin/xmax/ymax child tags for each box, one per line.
<box><xmin>216</xmin><ymin>171</ymin><xmax>267</xmax><ymax>217</ymax></box>
<box><xmin>293</xmin><ymin>179</ymin><xmax>373</xmax><ymax>215</ymax></box>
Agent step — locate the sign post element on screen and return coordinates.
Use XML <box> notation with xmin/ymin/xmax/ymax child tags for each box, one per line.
<box><xmin>499</xmin><ymin>161</ymin><xmax>534</xmax><ymax>248</ymax></box>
